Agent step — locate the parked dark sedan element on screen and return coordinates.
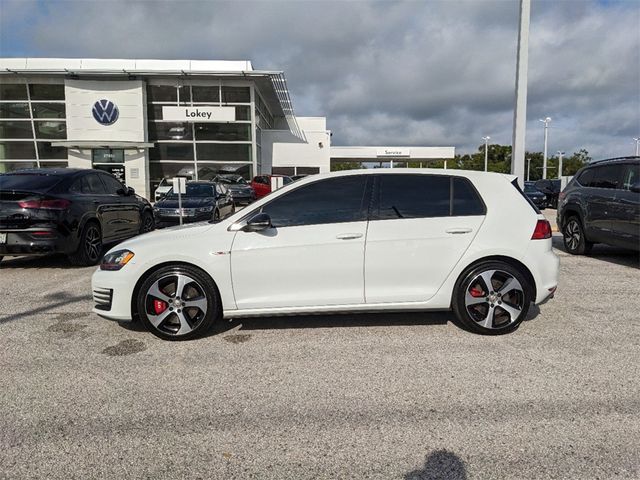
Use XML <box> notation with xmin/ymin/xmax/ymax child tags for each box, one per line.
<box><xmin>557</xmin><ymin>157</ymin><xmax>639</xmax><ymax>254</ymax></box>
<box><xmin>0</xmin><ymin>168</ymin><xmax>154</xmax><ymax>265</ymax></box>
<box><xmin>535</xmin><ymin>179</ymin><xmax>562</xmax><ymax>209</ymax></box>
<box><xmin>153</xmin><ymin>181</ymin><xmax>235</xmax><ymax>228</ymax></box>
<box><xmin>524</xmin><ymin>182</ymin><xmax>547</xmax><ymax>209</ymax></box>
<box><xmin>213</xmin><ymin>174</ymin><xmax>256</xmax><ymax>205</ymax></box>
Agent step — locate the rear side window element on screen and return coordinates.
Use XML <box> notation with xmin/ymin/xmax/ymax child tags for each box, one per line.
<box><xmin>452</xmin><ymin>177</ymin><xmax>485</xmax><ymax>216</ymax></box>
<box><xmin>261</xmin><ymin>175</ymin><xmax>369</xmax><ymax>228</ymax></box>
<box><xmin>591</xmin><ymin>164</ymin><xmax>623</xmax><ymax>189</ymax></box>
<box><xmin>84</xmin><ymin>174</ymin><xmax>107</xmax><ymax>194</ymax></box>
<box><xmin>576</xmin><ymin>168</ymin><xmax>594</xmax><ymax>187</ymax></box>
<box><xmin>377</xmin><ymin>174</ymin><xmax>450</xmax><ymax>219</ymax></box>
<box><xmin>374</xmin><ymin>174</ymin><xmax>486</xmax><ymax>219</ymax></box>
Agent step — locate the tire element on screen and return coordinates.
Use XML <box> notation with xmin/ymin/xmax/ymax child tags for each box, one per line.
<box><xmin>212</xmin><ymin>209</ymin><xmax>220</xmax><ymax>222</ymax></box>
<box><xmin>452</xmin><ymin>261</ymin><xmax>532</xmax><ymax>335</ymax></box>
<box><xmin>562</xmin><ymin>216</ymin><xmax>593</xmax><ymax>255</ymax></box>
<box><xmin>68</xmin><ymin>221</ymin><xmax>102</xmax><ymax>266</ymax></box>
<box><xmin>136</xmin><ymin>264</ymin><xmax>221</xmax><ymax>341</ymax></box>
<box><xmin>140</xmin><ymin>210</ymin><xmax>155</xmax><ymax>234</ymax></box>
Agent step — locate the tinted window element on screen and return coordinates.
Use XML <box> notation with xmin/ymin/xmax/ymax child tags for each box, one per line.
<box><xmin>576</xmin><ymin>168</ymin><xmax>594</xmax><ymax>187</ymax></box>
<box><xmin>100</xmin><ymin>174</ymin><xmax>124</xmax><ymax>194</ymax></box>
<box><xmin>261</xmin><ymin>175</ymin><xmax>369</xmax><ymax>228</ymax></box>
<box><xmin>377</xmin><ymin>174</ymin><xmax>450</xmax><ymax>219</ymax></box>
<box><xmin>621</xmin><ymin>164</ymin><xmax>639</xmax><ymax>190</ymax></box>
<box><xmin>452</xmin><ymin>177</ymin><xmax>485</xmax><ymax>216</ymax></box>
<box><xmin>591</xmin><ymin>165</ymin><xmax>623</xmax><ymax>189</ymax></box>
<box><xmin>84</xmin><ymin>174</ymin><xmax>107</xmax><ymax>194</ymax></box>
<box><xmin>0</xmin><ymin>173</ymin><xmax>63</xmax><ymax>191</ymax></box>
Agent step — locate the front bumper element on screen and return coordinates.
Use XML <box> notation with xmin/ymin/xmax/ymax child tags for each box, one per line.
<box><xmin>154</xmin><ymin>214</ymin><xmax>209</xmax><ymax>228</ymax></box>
<box><xmin>91</xmin><ymin>268</ymin><xmax>136</xmax><ymax>321</ymax></box>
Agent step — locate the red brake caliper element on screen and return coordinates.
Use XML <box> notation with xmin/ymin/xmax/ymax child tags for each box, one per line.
<box><xmin>153</xmin><ymin>299</ymin><xmax>168</xmax><ymax>315</ymax></box>
<box><xmin>469</xmin><ymin>286</ymin><xmax>485</xmax><ymax>298</ymax></box>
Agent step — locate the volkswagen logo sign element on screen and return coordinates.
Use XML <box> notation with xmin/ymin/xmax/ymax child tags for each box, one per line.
<box><xmin>92</xmin><ymin>99</ymin><xmax>119</xmax><ymax>126</ymax></box>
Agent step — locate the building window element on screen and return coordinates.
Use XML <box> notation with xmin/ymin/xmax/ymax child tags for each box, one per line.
<box><xmin>32</xmin><ymin>103</ymin><xmax>66</xmax><ymax>119</ymax></box>
<box><xmin>149</xmin><ymin>144</ymin><xmax>195</xmax><ymax>161</ymax></box>
<box><xmin>196</xmin><ymin>143</ymin><xmax>251</xmax><ymax>162</ymax></box>
<box><xmin>0</xmin><ymin>84</ymin><xmax>28</xmax><ymax>100</ymax></box>
<box><xmin>147</xmin><ymin>85</ymin><xmax>178</xmax><ymax>103</ymax></box>
<box><xmin>194</xmin><ymin>123</ymin><xmax>251</xmax><ymax>141</ymax></box>
<box><xmin>34</xmin><ymin>121</ymin><xmax>66</xmax><ymax>139</ymax></box>
<box><xmin>0</xmin><ymin>141</ymin><xmax>37</xmax><ymax>159</ymax></box>
<box><xmin>28</xmin><ymin>84</ymin><xmax>65</xmax><ymax>101</ymax></box>
<box><xmin>37</xmin><ymin>142</ymin><xmax>68</xmax><ymax>160</ymax></box>
<box><xmin>192</xmin><ymin>86</ymin><xmax>220</xmax><ymax>103</ymax></box>
<box><xmin>0</xmin><ymin>103</ymin><xmax>30</xmax><ymax>118</ymax></box>
<box><xmin>221</xmin><ymin>86</ymin><xmax>250</xmax><ymax>103</ymax></box>
<box><xmin>0</xmin><ymin>121</ymin><xmax>33</xmax><ymax>139</ymax></box>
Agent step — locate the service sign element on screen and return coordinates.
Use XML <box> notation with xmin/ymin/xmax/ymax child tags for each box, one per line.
<box><xmin>376</xmin><ymin>148</ymin><xmax>411</xmax><ymax>158</ymax></box>
<box><xmin>161</xmin><ymin>106</ymin><xmax>236</xmax><ymax>123</ymax></box>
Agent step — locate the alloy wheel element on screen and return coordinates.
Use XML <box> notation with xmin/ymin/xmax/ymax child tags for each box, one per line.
<box><xmin>464</xmin><ymin>269</ymin><xmax>525</xmax><ymax>329</ymax></box>
<box><xmin>144</xmin><ymin>273</ymin><xmax>208</xmax><ymax>336</ymax></box>
<box><xmin>84</xmin><ymin>226</ymin><xmax>102</xmax><ymax>262</ymax></box>
<box><xmin>564</xmin><ymin>219</ymin><xmax>581</xmax><ymax>252</ymax></box>
<box><xmin>142</xmin><ymin>214</ymin><xmax>154</xmax><ymax>232</ymax></box>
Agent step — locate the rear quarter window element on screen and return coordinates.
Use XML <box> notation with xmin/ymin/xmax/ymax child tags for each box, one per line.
<box><xmin>452</xmin><ymin>177</ymin><xmax>486</xmax><ymax>216</ymax></box>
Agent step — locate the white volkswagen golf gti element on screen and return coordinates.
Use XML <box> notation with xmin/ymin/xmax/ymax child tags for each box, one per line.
<box><xmin>92</xmin><ymin>170</ymin><xmax>559</xmax><ymax>340</ymax></box>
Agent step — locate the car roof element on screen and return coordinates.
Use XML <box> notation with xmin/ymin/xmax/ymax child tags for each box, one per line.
<box><xmin>587</xmin><ymin>156</ymin><xmax>639</xmax><ymax>166</ymax></box>
<box><xmin>1</xmin><ymin>168</ymin><xmax>86</xmax><ymax>176</ymax></box>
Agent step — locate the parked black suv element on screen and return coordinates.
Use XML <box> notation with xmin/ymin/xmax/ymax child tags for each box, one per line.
<box><xmin>557</xmin><ymin>157</ymin><xmax>639</xmax><ymax>254</ymax></box>
<box><xmin>534</xmin><ymin>179</ymin><xmax>561</xmax><ymax>209</ymax></box>
<box><xmin>0</xmin><ymin>168</ymin><xmax>154</xmax><ymax>265</ymax></box>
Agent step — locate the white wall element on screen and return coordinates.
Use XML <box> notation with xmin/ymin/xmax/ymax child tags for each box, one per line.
<box><xmin>261</xmin><ymin>117</ymin><xmax>331</xmax><ymax>174</ymax></box>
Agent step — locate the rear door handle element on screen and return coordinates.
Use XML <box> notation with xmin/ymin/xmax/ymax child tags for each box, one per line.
<box><xmin>446</xmin><ymin>228</ymin><xmax>472</xmax><ymax>235</ymax></box>
<box><xmin>336</xmin><ymin>233</ymin><xmax>363</xmax><ymax>240</ymax></box>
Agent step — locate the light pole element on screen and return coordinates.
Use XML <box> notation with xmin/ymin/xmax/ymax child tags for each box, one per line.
<box><xmin>557</xmin><ymin>151</ymin><xmax>564</xmax><ymax>179</ymax></box>
<box><xmin>482</xmin><ymin>136</ymin><xmax>490</xmax><ymax>172</ymax></box>
<box><xmin>539</xmin><ymin>117</ymin><xmax>551</xmax><ymax>179</ymax></box>
<box><xmin>633</xmin><ymin>137</ymin><xmax>640</xmax><ymax>156</ymax></box>
<box><xmin>527</xmin><ymin>156</ymin><xmax>531</xmax><ymax>181</ymax></box>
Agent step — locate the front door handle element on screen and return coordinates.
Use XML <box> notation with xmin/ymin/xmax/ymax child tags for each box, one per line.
<box><xmin>336</xmin><ymin>233</ymin><xmax>363</xmax><ymax>240</ymax></box>
<box><xmin>446</xmin><ymin>228</ymin><xmax>472</xmax><ymax>235</ymax></box>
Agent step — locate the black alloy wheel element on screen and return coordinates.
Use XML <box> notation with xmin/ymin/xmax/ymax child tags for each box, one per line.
<box><xmin>68</xmin><ymin>222</ymin><xmax>103</xmax><ymax>266</ymax></box>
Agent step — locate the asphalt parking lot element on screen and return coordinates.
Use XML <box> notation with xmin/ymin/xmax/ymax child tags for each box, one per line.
<box><xmin>0</xmin><ymin>234</ymin><xmax>638</xmax><ymax>479</ymax></box>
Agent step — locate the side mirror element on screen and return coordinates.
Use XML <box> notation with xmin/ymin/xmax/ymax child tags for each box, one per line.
<box><xmin>630</xmin><ymin>182</ymin><xmax>640</xmax><ymax>193</ymax></box>
<box><xmin>127</xmin><ymin>186</ymin><xmax>135</xmax><ymax>195</ymax></box>
<box><xmin>242</xmin><ymin>212</ymin><xmax>272</xmax><ymax>232</ymax></box>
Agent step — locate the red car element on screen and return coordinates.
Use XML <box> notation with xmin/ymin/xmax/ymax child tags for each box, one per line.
<box><xmin>251</xmin><ymin>174</ymin><xmax>293</xmax><ymax>199</ymax></box>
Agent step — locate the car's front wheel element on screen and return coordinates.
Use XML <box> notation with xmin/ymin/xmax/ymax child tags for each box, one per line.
<box><xmin>140</xmin><ymin>210</ymin><xmax>155</xmax><ymax>234</ymax></box>
<box><xmin>563</xmin><ymin>216</ymin><xmax>592</xmax><ymax>255</ymax></box>
<box><xmin>452</xmin><ymin>261</ymin><xmax>532</xmax><ymax>335</ymax></box>
<box><xmin>137</xmin><ymin>265</ymin><xmax>221</xmax><ymax>341</ymax></box>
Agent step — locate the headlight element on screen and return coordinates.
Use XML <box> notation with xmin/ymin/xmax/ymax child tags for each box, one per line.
<box><xmin>196</xmin><ymin>206</ymin><xmax>213</xmax><ymax>213</ymax></box>
<box><xmin>100</xmin><ymin>250</ymin><xmax>135</xmax><ymax>271</ymax></box>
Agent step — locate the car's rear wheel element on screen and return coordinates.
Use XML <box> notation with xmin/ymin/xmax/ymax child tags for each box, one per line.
<box><xmin>140</xmin><ymin>210</ymin><xmax>155</xmax><ymax>234</ymax></box>
<box><xmin>68</xmin><ymin>221</ymin><xmax>102</xmax><ymax>266</ymax></box>
<box><xmin>137</xmin><ymin>265</ymin><xmax>220</xmax><ymax>341</ymax></box>
<box><xmin>563</xmin><ymin>216</ymin><xmax>592</xmax><ymax>255</ymax></box>
<box><xmin>452</xmin><ymin>261</ymin><xmax>532</xmax><ymax>335</ymax></box>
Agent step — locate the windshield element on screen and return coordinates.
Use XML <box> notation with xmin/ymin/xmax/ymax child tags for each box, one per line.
<box><xmin>216</xmin><ymin>175</ymin><xmax>246</xmax><ymax>185</ymax></box>
<box><xmin>524</xmin><ymin>184</ymin><xmax>539</xmax><ymax>193</ymax></box>
<box><xmin>167</xmin><ymin>184</ymin><xmax>215</xmax><ymax>197</ymax></box>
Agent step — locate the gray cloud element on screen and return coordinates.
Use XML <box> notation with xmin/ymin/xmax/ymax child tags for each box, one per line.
<box><xmin>1</xmin><ymin>0</ymin><xmax>638</xmax><ymax>158</ymax></box>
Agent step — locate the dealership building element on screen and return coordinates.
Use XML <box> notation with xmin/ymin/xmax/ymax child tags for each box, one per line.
<box><xmin>0</xmin><ymin>58</ymin><xmax>453</xmax><ymax>199</ymax></box>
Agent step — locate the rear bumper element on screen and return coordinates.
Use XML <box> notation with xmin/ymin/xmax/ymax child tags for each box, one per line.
<box><xmin>523</xmin><ymin>239</ymin><xmax>560</xmax><ymax>304</ymax></box>
<box><xmin>0</xmin><ymin>227</ymin><xmax>75</xmax><ymax>256</ymax></box>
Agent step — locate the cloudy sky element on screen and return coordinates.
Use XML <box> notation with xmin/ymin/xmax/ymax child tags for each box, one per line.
<box><xmin>1</xmin><ymin>0</ymin><xmax>638</xmax><ymax>158</ymax></box>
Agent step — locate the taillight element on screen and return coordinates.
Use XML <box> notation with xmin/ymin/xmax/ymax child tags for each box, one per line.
<box><xmin>18</xmin><ymin>199</ymin><xmax>71</xmax><ymax>210</ymax></box>
<box><xmin>531</xmin><ymin>219</ymin><xmax>552</xmax><ymax>239</ymax></box>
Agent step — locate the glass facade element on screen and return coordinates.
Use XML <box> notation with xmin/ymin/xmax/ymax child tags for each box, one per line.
<box><xmin>146</xmin><ymin>82</ymin><xmax>264</xmax><ymax>195</ymax></box>
<box><xmin>0</xmin><ymin>82</ymin><xmax>67</xmax><ymax>173</ymax></box>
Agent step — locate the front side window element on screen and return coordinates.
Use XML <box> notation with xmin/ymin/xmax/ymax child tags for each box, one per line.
<box><xmin>376</xmin><ymin>174</ymin><xmax>450</xmax><ymax>219</ymax></box>
<box><xmin>100</xmin><ymin>174</ymin><xmax>125</xmax><ymax>194</ymax></box>
<box><xmin>591</xmin><ymin>165</ymin><xmax>623</xmax><ymax>189</ymax></box>
<box><xmin>261</xmin><ymin>175</ymin><xmax>369</xmax><ymax>228</ymax></box>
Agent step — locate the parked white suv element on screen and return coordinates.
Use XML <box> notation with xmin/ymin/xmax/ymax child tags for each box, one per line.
<box><xmin>92</xmin><ymin>169</ymin><xmax>559</xmax><ymax>340</ymax></box>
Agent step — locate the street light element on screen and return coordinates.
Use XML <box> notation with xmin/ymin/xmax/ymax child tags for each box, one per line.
<box><xmin>539</xmin><ymin>117</ymin><xmax>552</xmax><ymax>179</ymax></box>
<box><xmin>482</xmin><ymin>136</ymin><xmax>491</xmax><ymax>171</ymax></box>
<box><xmin>557</xmin><ymin>151</ymin><xmax>565</xmax><ymax>179</ymax></box>
<box><xmin>633</xmin><ymin>137</ymin><xmax>640</xmax><ymax>156</ymax></box>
